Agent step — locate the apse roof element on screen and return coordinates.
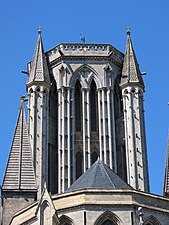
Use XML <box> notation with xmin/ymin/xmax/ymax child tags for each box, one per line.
<box><xmin>66</xmin><ymin>159</ymin><xmax>132</xmax><ymax>192</ymax></box>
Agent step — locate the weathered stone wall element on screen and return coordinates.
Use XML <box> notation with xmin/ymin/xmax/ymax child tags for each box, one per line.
<box><xmin>2</xmin><ymin>194</ymin><xmax>35</xmax><ymax>225</ymax></box>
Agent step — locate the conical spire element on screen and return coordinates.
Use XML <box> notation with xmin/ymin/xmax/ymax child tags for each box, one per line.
<box><xmin>163</xmin><ymin>133</ymin><xmax>169</xmax><ymax>196</ymax></box>
<box><xmin>2</xmin><ymin>96</ymin><xmax>37</xmax><ymax>191</ymax></box>
<box><xmin>27</xmin><ymin>28</ymin><xmax>50</xmax><ymax>86</ymax></box>
<box><xmin>120</xmin><ymin>29</ymin><xmax>144</xmax><ymax>87</ymax></box>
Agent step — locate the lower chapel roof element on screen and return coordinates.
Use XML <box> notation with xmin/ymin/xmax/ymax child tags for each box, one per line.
<box><xmin>66</xmin><ymin>160</ymin><xmax>132</xmax><ymax>192</ymax></box>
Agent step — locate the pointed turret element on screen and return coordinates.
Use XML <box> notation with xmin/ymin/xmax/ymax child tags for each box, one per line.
<box><xmin>120</xmin><ymin>29</ymin><xmax>149</xmax><ymax>192</ymax></box>
<box><xmin>2</xmin><ymin>96</ymin><xmax>37</xmax><ymax>191</ymax></box>
<box><xmin>2</xmin><ymin>97</ymin><xmax>37</xmax><ymax>225</ymax></box>
<box><xmin>163</xmin><ymin>133</ymin><xmax>169</xmax><ymax>197</ymax></box>
<box><xmin>27</xmin><ymin>29</ymin><xmax>50</xmax><ymax>198</ymax></box>
<box><xmin>27</xmin><ymin>28</ymin><xmax>50</xmax><ymax>87</ymax></box>
<box><xmin>120</xmin><ymin>29</ymin><xmax>144</xmax><ymax>87</ymax></box>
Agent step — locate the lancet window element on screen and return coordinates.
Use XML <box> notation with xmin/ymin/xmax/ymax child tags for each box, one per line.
<box><xmin>90</xmin><ymin>80</ymin><xmax>97</xmax><ymax>132</ymax></box>
<box><xmin>75</xmin><ymin>80</ymin><xmax>82</xmax><ymax>132</ymax></box>
<box><xmin>76</xmin><ymin>151</ymin><xmax>82</xmax><ymax>179</ymax></box>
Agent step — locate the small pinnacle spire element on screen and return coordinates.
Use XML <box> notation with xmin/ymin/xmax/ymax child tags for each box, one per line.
<box><xmin>27</xmin><ymin>27</ymin><xmax>50</xmax><ymax>86</ymax></box>
<box><xmin>120</xmin><ymin>28</ymin><xmax>144</xmax><ymax>87</ymax></box>
<box><xmin>38</xmin><ymin>26</ymin><xmax>42</xmax><ymax>35</ymax></box>
<box><xmin>126</xmin><ymin>27</ymin><xmax>131</xmax><ymax>36</ymax></box>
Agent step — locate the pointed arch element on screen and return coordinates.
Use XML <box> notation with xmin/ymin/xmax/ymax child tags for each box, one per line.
<box><xmin>94</xmin><ymin>211</ymin><xmax>122</xmax><ymax>225</ymax></box>
<box><xmin>91</xmin><ymin>151</ymin><xmax>98</xmax><ymax>164</ymax></box>
<box><xmin>144</xmin><ymin>215</ymin><xmax>161</xmax><ymax>225</ymax></box>
<box><xmin>75</xmin><ymin>79</ymin><xmax>82</xmax><ymax>132</ymax></box>
<box><xmin>90</xmin><ymin>79</ymin><xmax>98</xmax><ymax>132</ymax></box>
<box><xmin>40</xmin><ymin>200</ymin><xmax>51</xmax><ymax>225</ymax></box>
<box><xmin>69</xmin><ymin>64</ymin><xmax>101</xmax><ymax>88</ymax></box>
<box><xmin>60</xmin><ymin>215</ymin><xmax>75</xmax><ymax>225</ymax></box>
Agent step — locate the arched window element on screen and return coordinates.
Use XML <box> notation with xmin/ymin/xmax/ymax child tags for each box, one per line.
<box><xmin>75</xmin><ymin>80</ymin><xmax>82</xmax><ymax>132</ymax></box>
<box><xmin>91</xmin><ymin>151</ymin><xmax>98</xmax><ymax>164</ymax></box>
<box><xmin>94</xmin><ymin>211</ymin><xmax>121</xmax><ymax>225</ymax></box>
<box><xmin>40</xmin><ymin>201</ymin><xmax>51</xmax><ymax>225</ymax></box>
<box><xmin>76</xmin><ymin>151</ymin><xmax>82</xmax><ymax>179</ymax></box>
<box><xmin>60</xmin><ymin>215</ymin><xmax>74</xmax><ymax>225</ymax></box>
<box><xmin>90</xmin><ymin>80</ymin><xmax>97</xmax><ymax>132</ymax></box>
<box><xmin>102</xmin><ymin>220</ymin><xmax>115</xmax><ymax>225</ymax></box>
<box><xmin>144</xmin><ymin>216</ymin><xmax>161</xmax><ymax>225</ymax></box>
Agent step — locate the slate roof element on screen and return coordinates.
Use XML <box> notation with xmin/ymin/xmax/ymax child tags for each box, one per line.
<box><xmin>2</xmin><ymin>97</ymin><xmax>37</xmax><ymax>191</ymax></box>
<box><xmin>27</xmin><ymin>30</ymin><xmax>50</xmax><ymax>86</ymax></box>
<box><xmin>163</xmin><ymin>133</ymin><xmax>169</xmax><ymax>196</ymax></box>
<box><xmin>66</xmin><ymin>159</ymin><xmax>132</xmax><ymax>192</ymax></box>
<box><xmin>120</xmin><ymin>30</ymin><xmax>144</xmax><ymax>87</ymax></box>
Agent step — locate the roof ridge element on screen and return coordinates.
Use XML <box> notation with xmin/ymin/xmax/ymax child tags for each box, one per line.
<box><xmin>99</xmin><ymin>161</ymin><xmax>115</xmax><ymax>188</ymax></box>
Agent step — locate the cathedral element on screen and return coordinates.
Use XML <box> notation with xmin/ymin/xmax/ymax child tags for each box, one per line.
<box><xmin>1</xmin><ymin>28</ymin><xmax>169</xmax><ymax>225</ymax></box>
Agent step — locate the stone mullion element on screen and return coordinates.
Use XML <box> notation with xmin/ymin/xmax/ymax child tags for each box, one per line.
<box><xmin>87</xmin><ymin>90</ymin><xmax>91</xmax><ymax>168</ymax></box>
<box><xmin>129</xmin><ymin>92</ymin><xmax>137</xmax><ymax>189</ymax></box>
<box><xmin>58</xmin><ymin>89</ymin><xmax>62</xmax><ymax>193</ymax></box>
<box><xmin>140</xmin><ymin>93</ymin><xmax>149</xmax><ymax>192</ymax></box>
<box><xmin>137</xmin><ymin>91</ymin><xmax>148</xmax><ymax>191</ymax></box>
<box><xmin>102</xmin><ymin>88</ymin><xmax>107</xmax><ymax>164</ymax></box>
<box><xmin>111</xmin><ymin>89</ymin><xmax>117</xmax><ymax>172</ymax></box>
<box><xmin>67</xmin><ymin>88</ymin><xmax>71</xmax><ymax>188</ymax></box>
<box><xmin>33</xmin><ymin>89</ymin><xmax>37</xmax><ymax>165</ymax></box>
<box><xmin>70</xmin><ymin>89</ymin><xmax>75</xmax><ymax>183</ymax></box>
<box><xmin>82</xmin><ymin>89</ymin><xmax>86</xmax><ymax>172</ymax></box>
<box><xmin>134</xmin><ymin>91</ymin><xmax>143</xmax><ymax>191</ymax></box>
<box><xmin>107</xmin><ymin>88</ymin><xmax>112</xmax><ymax>169</ymax></box>
<box><xmin>42</xmin><ymin>90</ymin><xmax>49</xmax><ymax>190</ymax></box>
<box><xmin>122</xmin><ymin>92</ymin><xmax>130</xmax><ymax>184</ymax></box>
<box><xmin>28</xmin><ymin>88</ymin><xmax>36</xmax><ymax>163</ymax></box>
<box><xmin>37</xmin><ymin>89</ymin><xmax>43</xmax><ymax>198</ymax></box>
<box><xmin>98</xmin><ymin>89</ymin><xmax>103</xmax><ymax>161</ymax></box>
<box><xmin>82</xmin><ymin>89</ymin><xmax>89</xmax><ymax>172</ymax></box>
<box><xmin>61</xmin><ymin>88</ymin><xmax>65</xmax><ymax>192</ymax></box>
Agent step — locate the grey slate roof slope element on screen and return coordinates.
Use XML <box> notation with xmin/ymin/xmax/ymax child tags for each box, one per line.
<box><xmin>2</xmin><ymin>97</ymin><xmax>37</xmax><ymax>191</ymax></box>
<box><xmin>163</xmin><ymin>133</ymin><xmax>169</xmax><ymax>196</ymax></box>
<box><xmin>27</xmin><ymin>30</ymin><xmax>50</xmax><ymax>86</ymax></box>
<box><xmin>120</xmin><ymin>30</ymin><xmax>144</xmax><ymax>87</ymax></box>
<box><xmin>66</xmin><ymin>159</ymin><xmax>132</xmax><ymax>192</ymax></box>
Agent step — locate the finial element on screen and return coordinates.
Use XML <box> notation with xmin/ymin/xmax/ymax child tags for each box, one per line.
<box><xmin>20</xmin><ymin>95</ymin><xmax>25</xmax><ymax>107</ymax></box>
<box><xmin>38</xmin><ymin>26</ymin><xmax>42</xmax><ymax>35</ymax></box>
<box><xmin>20</xmin><ymin>95</ymin><xmax>28</xmax><ymax>107</ymax></box>
<box><xmin>126</xmin><ymin>27</ymin><xmax>131</xmax><ymax>36</ymax></box>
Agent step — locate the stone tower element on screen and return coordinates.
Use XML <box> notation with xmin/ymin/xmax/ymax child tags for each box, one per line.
<box><xmin>4</xmin><ymin>29</ymin><xmax>168</xmax><ymax>225</ymax></box>
<box><xmin>25</xmin><ymin>29</ymin><xmax>150</xmax><ymax>194</ymax></box>
<box><xmin>24</xmin><ymin>29</ymin><xmax>149</xmax><ymax>194</ymax></box>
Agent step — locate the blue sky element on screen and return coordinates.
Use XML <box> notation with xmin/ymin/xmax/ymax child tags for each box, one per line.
<box><xmin>0</xmin><ymin>0</ymin><xmax>169</xmax><ymax>195</ymax></box>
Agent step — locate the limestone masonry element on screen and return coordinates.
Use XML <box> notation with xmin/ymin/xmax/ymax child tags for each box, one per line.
<box><xmin>1</xmin><ymin>29</ymin><xmax>169</xmax><ymax>225</ymax></box>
